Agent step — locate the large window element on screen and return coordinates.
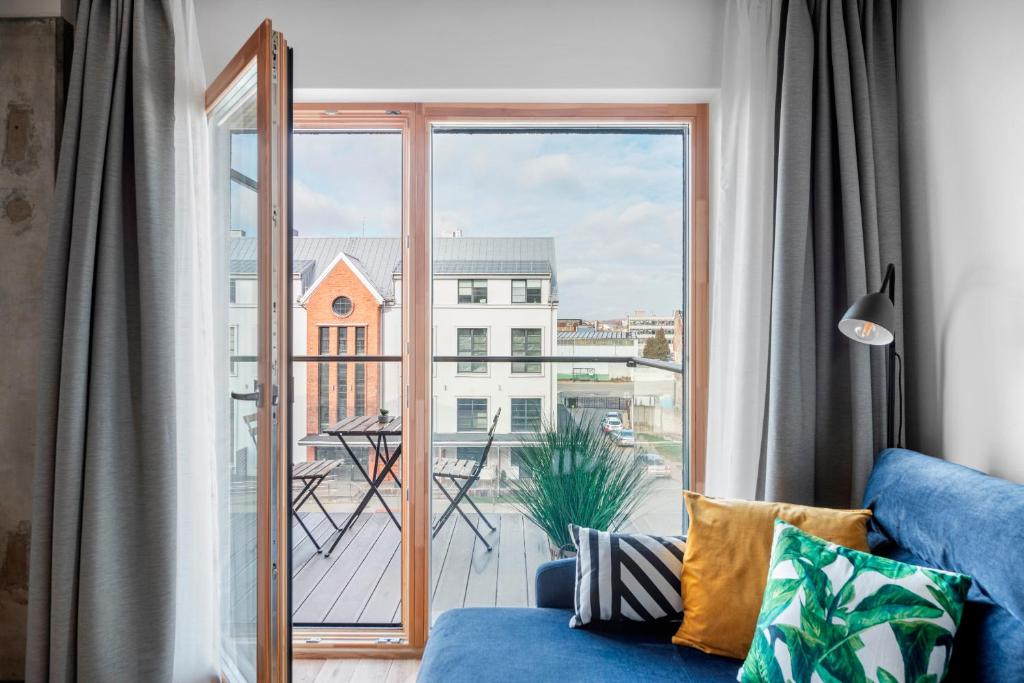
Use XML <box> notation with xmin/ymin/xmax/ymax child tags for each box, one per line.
<box><xmin>457</xmin><ymin>279</ymin><xmax>488</xmax><ymax>304</ymax></box>
<box><xmin>511</xmin><ymin>328</ymin><xmax>542</xmax><ymax>374</ymax></box>
<box><xmin>456</xmin><ymin>398</ymin><xmax>488</xmax><ymax>432</ymax></box>
<box><xmin>456</xmin><ymin>328</ymin><xmax>488</xmax><ymax>373</ymax></box>
<box><xmin>512</xmin><ymin>279</ymin><xmax>542</xmax><ymax>304</ymax></box>
<box><xmin>510</xmin><ymin>398</ymin><xmax>542</xmax><ymax>432</ymax></box>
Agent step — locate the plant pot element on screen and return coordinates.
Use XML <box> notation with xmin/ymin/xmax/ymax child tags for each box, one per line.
<box><xmin>549</xmin><ymin>542</ymin><xmax>577</xmax><ymax>560</ymax></box>
<box><xmin>378</xmin><ymin>415</ymin><xmax>389</xmax><ymax>423</ymax></box>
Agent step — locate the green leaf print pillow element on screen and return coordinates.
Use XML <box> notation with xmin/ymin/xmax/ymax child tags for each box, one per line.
<box><xmin>739</xmin><ymin>520</ymin><xmax>971</xmax><ymax>683</ymax></box>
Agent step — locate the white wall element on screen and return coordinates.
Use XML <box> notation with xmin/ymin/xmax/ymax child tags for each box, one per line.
<box><xmin>196</xmin><ymin>0</ymin><xmax>723</xmax><ymax>93</ymax></box>
<box><xmin>900</xmin><ymin>0</ymin><xmax>1024</xmax><ymax>482</ymax></box>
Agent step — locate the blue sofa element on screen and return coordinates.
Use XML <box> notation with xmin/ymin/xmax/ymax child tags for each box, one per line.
<box><xmin>418</xmin><ymin>449</ymin><xmax>1024</xmax><ymax>682</ymax></box>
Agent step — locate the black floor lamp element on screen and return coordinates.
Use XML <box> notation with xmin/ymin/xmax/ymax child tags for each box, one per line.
<box><xmin>838</xmin><ymin>263</ymin><xmax>901</xmax><ymax>450</ymax></box>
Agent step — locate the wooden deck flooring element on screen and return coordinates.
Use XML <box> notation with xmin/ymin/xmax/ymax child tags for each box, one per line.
<box><xmin>291</xmin><ymin>511</ymin><xmax>551</xmax><ymax>625</ymax></box>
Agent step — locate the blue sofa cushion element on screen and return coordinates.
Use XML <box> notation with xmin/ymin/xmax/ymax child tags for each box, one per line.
<box><xmin>865</xmin><ymin>448</ymin><xmax>1024</xmax><ymax>680</ymax></box>
<box><xmin>418</xmin><ymin>608</ymin><xmax>741</xmax><ymax>683</ymax></box>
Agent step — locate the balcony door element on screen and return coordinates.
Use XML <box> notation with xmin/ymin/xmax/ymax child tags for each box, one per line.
<box><xmin>206</xmin><ymin>21</ymin><xmax>291</xmax><ymax>682</ymax></box>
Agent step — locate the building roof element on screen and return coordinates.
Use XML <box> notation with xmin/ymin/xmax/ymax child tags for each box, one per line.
<box><xmin>231</xmin><ymin>237</ymin><xmax>403</xmax><ymax>299</ymax></box>
<box><xmin>557</xmin><ymin>329</ymin><xmax>634</xmax><ymax>341</ymax></box>
<box><xmin>230</xmin><ymin>236</ymin><xmax>558</xmax><ymax>300</ymax></box>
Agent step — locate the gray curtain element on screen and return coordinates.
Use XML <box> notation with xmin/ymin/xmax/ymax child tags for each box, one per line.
<box><xmin>763</xmin><ymin>0</ymin><xmax>902</xmax><ymax>507</ymax></box>
<box><xmin>26</xmin><ymin>1</ymin><xmax>178</xmax><ymax>681</ymax></box>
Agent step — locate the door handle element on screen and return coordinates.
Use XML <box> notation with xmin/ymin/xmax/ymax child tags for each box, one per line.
<box><xmin>231</xmin><ymin>380</ymin><xmax>263</xmax><ymax>406</ymax></box>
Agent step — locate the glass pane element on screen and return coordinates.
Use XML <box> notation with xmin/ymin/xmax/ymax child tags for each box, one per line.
<box><xmin>431</xmin><ymin>127</ymin><xmax>688</xmax><ymax>621</ymax></box>
<box><xmin>211</xmin><ymin>61</ymin><xmax>258</xmax><ymax>682</ymax></box>
<box><xmin>289</xmin><ymin>131</ymin><xmax>404</xmax><ymax>628</ymax></box>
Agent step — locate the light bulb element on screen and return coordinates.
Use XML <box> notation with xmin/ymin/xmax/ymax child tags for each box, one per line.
<box><xmin>855</xmin><ymin>322</ymin><xmax>877</xmax><ymax>340</ymax></box>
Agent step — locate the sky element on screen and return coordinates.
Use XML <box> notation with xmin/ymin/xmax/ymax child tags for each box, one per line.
<box><xmin>291</xmin><ymin>130</ymin><xmax>686</xmax><ymax>320</ymax></box>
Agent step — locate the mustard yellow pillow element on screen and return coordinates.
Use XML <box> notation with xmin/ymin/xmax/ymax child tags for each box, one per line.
<box><xmin>672</xmin><ymin>491</ymin><xmax>872</xmax><ymax>660</ymax></box>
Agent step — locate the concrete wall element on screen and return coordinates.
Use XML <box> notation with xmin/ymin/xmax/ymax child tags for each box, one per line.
<box><xmin>195</xmin><ymin>0</ymin><xmax>724</xmax><ymax>94</ymax></box>
<box><xmin>899</xmin><ymin>0</ymin><xmax>1024</xmax><ymax>482</ymax></box>
<box><xmin>0</xmin><ymin>17</ymin><xmax>67</xmax><ymax>681</ymax></box>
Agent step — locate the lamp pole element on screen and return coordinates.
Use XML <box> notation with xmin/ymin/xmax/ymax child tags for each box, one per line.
<box><xmin>880</xmin><ymin>264</ymin><xmax>896</xmax><ymax>449</ymax></box>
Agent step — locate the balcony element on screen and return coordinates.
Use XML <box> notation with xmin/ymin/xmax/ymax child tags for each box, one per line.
<box><xmin>287</xmin><ymin>355</ymin><xmax>686</xmax><ymax>626</ymax></box>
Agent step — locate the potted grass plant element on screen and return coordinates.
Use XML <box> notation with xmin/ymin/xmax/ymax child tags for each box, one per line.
<box><xmin>507</xmin><ymin>417</ymin><xmax>651</xmax><ymax>558</ymax></box>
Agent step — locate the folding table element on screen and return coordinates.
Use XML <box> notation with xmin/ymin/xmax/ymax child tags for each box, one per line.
<box><xmin>322</xmin><ymin>414</ymin><xmax>402</xmax><ymax>558</ymax></box>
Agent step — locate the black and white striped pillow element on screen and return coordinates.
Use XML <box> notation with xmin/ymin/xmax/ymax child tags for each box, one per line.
<box><xmin>568</xmin><ymin>524</ymin><xmax>686</xmax><ymax>628</ymax></box>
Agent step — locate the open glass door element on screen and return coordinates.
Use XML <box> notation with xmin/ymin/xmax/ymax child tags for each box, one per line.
<box><xmin>206</xmin><ymin>20</ymin><xmax>291</xmax><ymax>682</ymax></box>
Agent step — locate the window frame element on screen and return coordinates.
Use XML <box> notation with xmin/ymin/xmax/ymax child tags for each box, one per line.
<box><xmin>510</xmin><ymin>327</ymin><xmax>543</xmax><ymax>374</ymax></box>
<box><xmin>510</xmin><ymin>397</ymin><xmax>543</xmax><ymax>433</ymax></box>
<box><xmin>456</xmin><ymin>327</ymin><xmax>488</xmax><ymax>374</ymax></box>
<box><xmin>457</xmin><ymin>278</ymin><xmax>488</xmax><ymax>304</ymax></box>
<box><xmin>456</xmin><ymin>397</ymin><xmax>489</xmax><ymax>432</ymax></box>
<box><xmin>289</xmin><ymin>102</ymin><xmax>710</xmax><ymax>659</ymax></box>
<box><xmin>511</xmin><ymin>278</ymin><xmax>542</xmax><ymax>304</ymax></box>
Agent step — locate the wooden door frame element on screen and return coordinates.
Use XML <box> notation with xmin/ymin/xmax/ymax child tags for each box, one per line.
<box><xmin>288</xmin><ymin>102</ymin><xmax>710</xmax><ymax>659</ymax></box>
<box><xmin>206</xmin><ymin>20</ymin><xmax>292</xmax><ymax>681</ymax></box>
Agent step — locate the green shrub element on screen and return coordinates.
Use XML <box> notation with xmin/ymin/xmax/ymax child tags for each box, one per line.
<box><xmin>507</xmin><ymin>418</ymin><xmax>651</xmax><ymax>553</ymax></box>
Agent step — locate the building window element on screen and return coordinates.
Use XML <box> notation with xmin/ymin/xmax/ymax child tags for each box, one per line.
<box><xmin>458</xmin><ymin>279</ymin><xmax>487</xmax><ymax>304</ymax></box>
<box><xmin>229</xmin><ymin>278</ymin><xmax>237</xmax><ymax>304</ymax></box>
<box><xmin>355</xmin><ymin>326</ymin><xmax>366</xmax><ymax>354</ymax></box>
<box><xmin>457</xmin><ymin>398</ymin><xmax>489</xmax><ymax>432</ymax></box>
<box><xmin>512</xmin><ymin>279</ymin><xmax>542</xmax><ymax>304</ymax></box>
<box><xmin>354</xmin><ymin>326</ymin><xmax>366</xmax><ymax>416</ymax></box>
<box><xmin>457</xmin><ymin>328</ymin><xmax>488</xmax><ymax>374</ymax></box>
<box><xmin>354</xmin><ymin>363</ymin><xmax>365</xmax><ymax>417</ymax></box>
<box><xmin>318</xmin><ymin>327</ymin><xmax>330</xmax><ymax>431</ymax></box>
<box><xmin>228</xmin><ymin>325</ymin><xmax>238</xmax><ymax>376</ymax></box>
<box><xmin>511</xmin><ymin>328</ymin><xmax>542</xmax><ymax>374</ymax></box>
<box><xmin>336</xmin><ymin>327</ymin><xmax>348</xmax><ymax>421</ymax></box>
<box><xmin>332</xmin><ymin>295</ymin><xmax>354</xmax><ymax>317</ymax></box>
<box><xmin>511</xmin><ymin>398</ymin><xmax>542</xmax><ymax>432</ymax></box>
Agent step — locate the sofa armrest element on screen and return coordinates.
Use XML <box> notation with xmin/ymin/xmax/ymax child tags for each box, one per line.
<box><xmin>535</xmin><ymin>558</ymin><xmax>576</xmax><ymax>609</ymax></box>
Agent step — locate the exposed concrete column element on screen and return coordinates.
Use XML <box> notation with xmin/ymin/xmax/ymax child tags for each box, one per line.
<box><xmin>0</xmin><ymin>17</ymin><xmax>68</xmax><ymax>681</ymax></box>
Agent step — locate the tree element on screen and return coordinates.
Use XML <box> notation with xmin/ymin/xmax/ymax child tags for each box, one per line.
<box><xmin>642</xmin><ymin>329</ymin><xmax>671</xmax><ymax>360</ymax></box>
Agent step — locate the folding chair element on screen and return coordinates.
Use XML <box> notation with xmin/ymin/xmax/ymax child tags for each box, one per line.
<box><xmin>432</xmin><ymin>409</ymin><xmax>501</xmax><ymax>551</ymax></box>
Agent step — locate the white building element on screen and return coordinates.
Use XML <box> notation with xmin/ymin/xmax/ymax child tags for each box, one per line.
<box><xmin>383</xmin><ymin>238</ymin><xmax>560</xmax><ymax>464</ymax></box>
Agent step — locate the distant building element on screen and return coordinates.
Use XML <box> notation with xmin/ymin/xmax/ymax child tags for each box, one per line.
<box><xmin>556</xmin><ymin>329</ymin><xmax>638</xmax><ymax>381</ymax></box>
<box><xmin>557</xmin><ymin>318</ymin><xmax>584</xmax><ymax>333</ymax></box>
<box><xmin>627</xmin><ymin>310</ymin><xmax>680</xmax><ymax>354</ymax></box>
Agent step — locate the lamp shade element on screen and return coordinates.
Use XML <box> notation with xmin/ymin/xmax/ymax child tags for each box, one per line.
<box><xmin>838</xmin><ymin>291</ymin><xmax>895</xmax><ymax>345</ymax></box>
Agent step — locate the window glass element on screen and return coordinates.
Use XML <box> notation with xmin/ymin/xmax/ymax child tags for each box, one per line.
<box><xmin>456</xmin><ymin>398</ymin><xmax>488</xmax><ymax>431</ymax></box>
<box><xmin>510</xmin><ymin>398</ymin><xmax>542</xmax><ymax>432</ymax></box>
<box><xmin>457</xmin><ymin>279</ymin><xmax>488</xmax><ymax>304</ymax></box>
<box><xmin>336</xmin><ymin>327</ymin><xmax>348</xmax><ymax>421</ymax></box>
<box><xmin>457</xmin><ymin>328</ymin><xmax>488</xmax><ymax>373</ymax></box>
<box><xmin>511</xmin><ymin>328</ymin><xmax>542</xmax><ymax>373</ymax></box>
<box><xmin>332</xmin><ymin>295</ymin><xmax>353</xmax><ymax>317</ymax></box>
<box><xmin>512</xmin><ymin>279</ymin><xmax>542</xmax><ymax>304</ymax></box>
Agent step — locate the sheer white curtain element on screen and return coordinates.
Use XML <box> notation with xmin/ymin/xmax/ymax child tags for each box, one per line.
<box><xmin>171</xmin><ymin>0</ymin><xmax>222</xmax><ymax>680</ymax></box>
<box><xmin>704</xmin><ymin>0</ymin><xmax>782</xmax><ymax>499</ymax></box>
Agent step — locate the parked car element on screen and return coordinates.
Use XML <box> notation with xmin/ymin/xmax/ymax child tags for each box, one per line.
<box><xmin>635</xmin><ymin>452</ymin><xmax>672</xmax><ymax>478</ymax></box>
<box><xmin>604</xmin><ymin>410</ymin><xmax>622</xmax><ymax>422</ymax></box>
<box><xmin>601</xmin><ymin>417</ymin><xmax>622</xmax><ymax>434</ymax></box>
<box><xmin>615</xmin><ymin>429</ymin><xmax>636</xmax><ymax>447</ymax></box>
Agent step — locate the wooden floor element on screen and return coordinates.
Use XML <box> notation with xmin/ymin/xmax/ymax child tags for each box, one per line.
<box><xmin>292</xmin><ymin>510</ymin><xmax>551</xmax><ymax>624</ymax></box>
<box><xmin>293</xmin><ymin>658</ymin><xmax>419</xmax><ymax>683</ymax></box>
